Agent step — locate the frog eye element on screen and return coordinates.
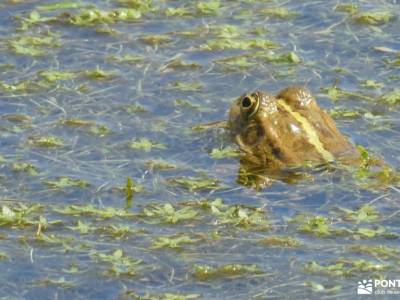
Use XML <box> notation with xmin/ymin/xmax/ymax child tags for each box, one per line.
<box><xmin>240</xmin><ymin>94</ymin><xmax>259</xmax><ymax>118</ymax></box>
<box><xmin>241</xmin><ymin>97</ymin><xmax>252</xmax><ymax>108</ymax></box>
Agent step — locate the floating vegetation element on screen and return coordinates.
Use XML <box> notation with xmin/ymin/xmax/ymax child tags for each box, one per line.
<box><xmin>169</xmin><ymin>81</ymin><xmax>203</xmax><ymax>91</ymax></box>
<box><xmin>168</xmin><ymin>176</ymin><xmax>221</xmax><ymax>192</ymax></box>
<box><xmin>29</xmin><ymin>136</ymin><xmax>64</xmax><ymax>148</ymax></box>
<box><xmin>174</xmin><ymin>99</ymin><xmax>209</xmax><ymax>111</ymax></box>
<box><xmin>328</xmin><ymin>108</ymin><xmax>360</xmax><ymax>119</ymax></box>
<box><xmin>259</xmin><ymin>7</ymin><xmax>297</xmax><ymax>18</ymax></box>
<box><xmin>64</xmin><ymin>8</ymin><xmax>142</xmax><ymax>26</ymax></box>
<box><xmin>37</xmin><ymin>2</ymin><xmax>90</xmax><ymax>12</ymax></box>
<box><xmin>334</xmin><ymin>3</ymin><xmax>359</xmax><ymax>14</ymax></box>
<box><xmin>258</xmin><ymin>236</ymin><xmax>302</xmax><ymax>248</ymax></box>
<box><xmin>346</xmin><ymin>245</ymin><xmax>400</xmax><ymax>260</ymax></box>
<box><xmin>35</xmin><ymin>277</ymin><xmax>76</xmax><ymax>289</ymax></box>
<box><xmin>196</xmin><ymin>1</ymin><xmax>221</xmax><ymax>15</ymax></box>
<box><xmin>210</xmin><ymin>146</ymin><xmax>240</xmax><ymax>159</ymax></box>
<box><xmin>129</xmin><ymin>138</ymin><xmax>166</xmax><ymax>151</ymax></box>
<box><xmin>38</xmin><ymin>70</ymin><xmax>77</xmax><ymax>82</ymax></box>
<box><xmin>202</xmin><ymin>38</ymin><xmax>278</xmax><ymax>51</ymax></box>
<box><xmin>290</xmin><ymin>214</ymin><xmax>344</xmax><ymax>237</ymax></box>
<box><xmin>193</xmin><ymin>264</ymin><xmax>263</xmax><ymax>280</ymax></box>
<box><xmin>354</xmin><ymin>10</ymin><xmax>394</xmax><ymax>26</ymax></box>
<box><xmin>152</xmin><ymin>234</ymin><xmax>200</xmax><ymax>250</ymax></box>
<box><xmin>108</xmin><ymin>54</ymin><xmax>143</xmax><ymax>64</ymax></box>
<box><xmin>8</xmin><ymin>34</ymin><xmax>59</xmax><ymax>57</ymax></box>
<box><xmin>141</xmin><ymin>203</ymin><xmax>198</xmax><ymax>224</ymax></box>
<box><xmin>0</xmin><ymin>204</ymin><xmax>43</xmax><ymax>227</ymax></box>
<box><xmin>211</xmin><ymin>204</ymin><xmax>269</xmax><ymax>229</ymax></box>
<box><xmin>90</xmin><ymin>249</ymin><xmax>141</xmax><ymax>277</ymax></box>
<box><xmin>146</xmin><ymin>159</ymin><xmax>177</xmax><ymax>171</ymax></box>
<box><xmin>333</xmin><ymin>204</ymin><xmax>380</xmax><ymax>223</ymax></box>
<box><xmin>88</xmin><ymin>124</ymin><xmax>111</xmax><ymax>136</ymax></box>
<box><xmin>54</xmin><ymin>204</ymin><xmax>133</xmax><ymax>219</ymax></box>
<box><xmin>140</xmin><ymin>34</ymin><xmax>172</xmax><ymax>46</ymax></box>
<box><xmin>305</xmin><ymin>281</ymin><xmax>342</xmax><ymax>294</ymax></box>
<box><xmin>11</xmin><ymin>162</ymin><xmax>38</xmax><ymax>176</ymax></box>
<box><xmin>83</xmin><ymin>67</ymin><xmax>117</xmax><ymax>80</ymax></box>
<box><xmin>304</xmin><ymin>259</ymin><xmax>389</xmax><ymax>277</ymax></box>
<box><xmin>43</xmin><ymin>176</ymin><xmax>90</xmax><ymax>189</ymax></box>
<box><xmin>61</xmin><ymin>119</ymin><xmax>96</xmax><ymax>127</ymax></box>
<box><xmin>262</xmin><ymin>51</ymin><xmax>301</xmax><ymax>64</ymax></box>
<box><xmin>380</xmin><ymin>89</ymin><xmax>400</xmax><ymax>105</ymax></box>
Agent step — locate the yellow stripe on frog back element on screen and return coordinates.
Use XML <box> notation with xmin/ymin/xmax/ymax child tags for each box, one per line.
<box><xmin>276</xmin><ymin>99</ymin><xmax>335</xmax><ymax>162</ymax></box>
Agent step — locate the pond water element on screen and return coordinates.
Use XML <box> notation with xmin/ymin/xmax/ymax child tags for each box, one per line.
<box><xmin>0</xmin><ymin>0</ymin><xmax>399</xmax><ymax>299</ymax></box>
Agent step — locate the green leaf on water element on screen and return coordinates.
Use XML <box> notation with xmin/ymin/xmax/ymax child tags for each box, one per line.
<box><xmin>304</xmin><ymin>259</ymin><xmax>389</xmax><ymax>277</ymax></box>
<box><xmin>202</xmin><ymin>38</ymin><xmax>278</xmax><ymax>51</ymax></box>
<box><xmin>290</xmin><ymin>214</ymin><xmax>344</xmax><ymax>237</ymax></box>
<box><xmin>30</xmin><ymin>136</ymin><xmax>64</xmax><ymax>148</ymax></box>
<box><xmin>108</xmin><ymin>54</ymin><xmax>143</xmax><ymax>64</ymax></box>
<box><xmin>164</xmin><ymin>7</ymin><xmax>191</xmax><ymax>17</ymax></box>
<box><xmin>8</xmin><ymin>34</ymin><xmax>59</xmax><ymax>57</ymax></box>
<box><xmin>347</xmin><ymin>244</ymin><xmax>400</xmax><ymax>259</ymax></box>
<box><xmin>210</xmin><ymin>146</ymin><xmax>240</xmax><ymax>159</ymax></box>
<box><xmin>328</xmin><ymin>108</ymin><xmax>360</xmax><ymax>119</ymax></box>
<box><xmin>146</xmin><ymin>159</ymin><xmax>177</xmax><ymax>171</ymax></box>
<box><xmin>262</xmin><ymin>51</ymin><xmax>301</xmax><ymax>64</ymax></box>
<box><xmin>83</xmin><ymin>67</ymin><xmax>117</xmax><ymax>80</ymax></box>
<box><xmin>54</xmin><ymin>204</ymin><xmax>133</xmax><ymax>218</ymax></box>
<box><xmin>215</xmin><ymin>56</ymin><xmax>255</xmax><ymax>69</ymax></box>
<box><xmin>152</xmin><ymin>234</ymin><xmax>200</xmax><ymax>250</ymax></box>
<box><xmin>38</xmin><ymin>70</ymin><xmax>77</xmax><ymax>82</ymax></box>
<box><xmin>116</xmin><ymin>0</ymin><xmax>153</xmax><ymax>13</ymax></box>
<box><xmin>90</xmin><ymin>249</ymin><xmax>141</xmax><ymax>277</ymax></box>
<box><xmin>68</xmin><ymin>220</ymin><xmax>91</xmax><ymax>234</ymax></box>
<box><xmin>360</xmin><ymin>80</ymin><xmax>384</xmax><ymax>89</ymax></box>
<box><xmin>142</xmin><ymin>203</ymin><xmax>198</xmax><ymax>224</ymax></box>
<box><xmin>168</xmin><ymin>176</ymin><xmax>221</xmax><ymax>192</ymax></box>
<box><xmin>129</xmin><ymin>138</ymin><xmax>166</xmax><ymax>151</ymax></box>
<box><xmin>305</xmin><ymin>281</ymin><xmax>342</xmax><ymax>294</ymax></box>
<box><xmin>354</xmin><ymin>10</ymin><xmax>394</xmax><ymax>25</ymax></box>
<box><xmin>37</xmin><ymin>2</ymin><xmax>89</xmax><ymax>12</ymax></box>
<box><xmin>380</xmin><ymin>89</ymin><xmax>400</xmax><ymax>105</ymax></box>
<box><xmin>193</xmin><ymin>264</ymin><xmax>263</xmax><ymax>280</ymax></box>
<box><xmin>169</xmin><ymin>81</ymin><xmax>203</xmax><ymax>91</ymax></box>
<box><xmin>88</xmin><ymin>125</ymin><xmax>110</xmax><ymax>136</ymax></box>
<box><xmin>160</xmin><ymin>59</ymin><xmax>201</xmax><ymax>72</ymax></box>
<box><xmin>139</xmin><ymin>34</ymin><xmax>171</xmax><ymax>45</ymax></box>
<box><xmin>35</xmin><ymin>277</ymin><xmax>76</xmax><ymax>288</ymax></box>
<box><xmin>352</xmin><ymin>226</ymin><xmax>386</xmax><ymax>239</ymax></box>
<box><xmin>334</xmin><ymin>204</ymin><xmax>380</xmax><ymax>223</ymax></box>
<box><xmin>66</xmin><ymin>8</ymin><xmax>142</xmax><ymax>26</ymax></box>
<box><xmin>44</xmin><ymin>176</ymin><xmax>90</xmax><ymax>189</ymax></box>
<box><xmin>11</xmin><ymin>162</ymin><xmax>38</xmax><ymax>176</ymax></box>
<box><xmin>211</xmin><ymin>205</ymin><xmax>269</xmax><ymax>229</ymax></box>
<box><xmin>196</xmin><ymin>1</ymin><xmax>221</xmax><ymax>15</ymax></box>
<box><xmin>260</xmin><ymin>7</ymin><xmax>297</xmax><ymax>18</ymax></box>
<box><xmin>334</xmin><ymin>3</ymin><xmax>358</xmax><ymax>14</ymax></box>
<box><xmin>61</xmin><ymin>119</ymin><xmax>96</xmax><ymax>127</ymax></box>
<box><xmin>0</xmin><ymin>203</ymin><xmax>43</xmax><ymax>227</ymax></box>
<box><xmin>259</xmin><ymin>236</ymin><xmax>302</xmax><ymax>248</ymax></box>
<box><xmin>0</xmin><ymin>251</ymin><xmax>9</xmax><ymax>260</ymax></box>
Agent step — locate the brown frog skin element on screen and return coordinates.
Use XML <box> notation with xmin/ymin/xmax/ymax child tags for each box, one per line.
<box><xmin>229</xmin><ymin>86</ymin><xmax>359</xmax><ymax>176</ymax></box>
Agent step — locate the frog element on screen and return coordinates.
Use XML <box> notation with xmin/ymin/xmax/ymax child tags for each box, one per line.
<box><xmin>228</xmin><ymin>86</ymin><xmax>360</xmax><ymax>187</ymax></box>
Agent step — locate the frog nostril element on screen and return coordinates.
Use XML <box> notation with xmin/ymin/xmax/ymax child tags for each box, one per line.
<box><xmin>242</xmin><ymin>97</ymin><xmax>252</xmax><ymax>108</ymax></box>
